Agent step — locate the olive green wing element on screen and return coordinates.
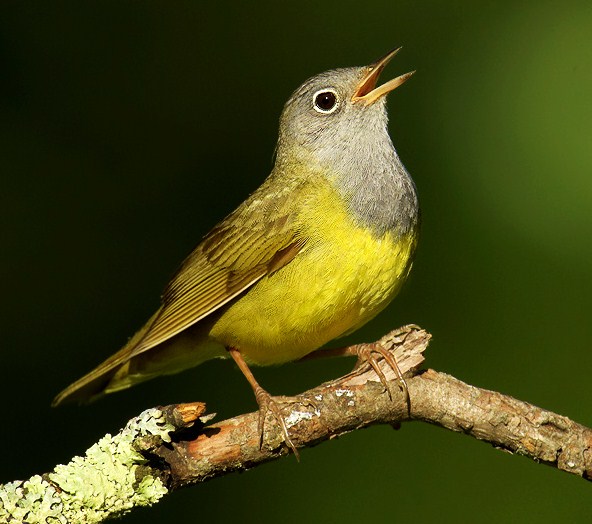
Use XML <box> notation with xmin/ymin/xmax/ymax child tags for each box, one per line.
<box><xmin>132</xmin><ymin>176</ymin><xmax>307</xmax><ymax>356</ymax></box>
<box><xmin>132</xmin><ymin>215</ymin><xmax>305</xmax><ymax>356</ymax></box>
<box><xmin>52</xmin><ymin>178</ymin><xmax>306</xmax><ymax>406</ymax></box>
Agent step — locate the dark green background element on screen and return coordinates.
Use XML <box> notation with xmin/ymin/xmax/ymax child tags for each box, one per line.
<box><xmin>1</xmin><ymin>1</ymin><xmax>591</xmax><ymax>522</ymax></box>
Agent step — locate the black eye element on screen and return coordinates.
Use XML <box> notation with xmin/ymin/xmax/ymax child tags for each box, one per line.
<box><xmin>313</xmin><ymin>89</ymin><xmax>338</xmax><ymax>113</ymax></box>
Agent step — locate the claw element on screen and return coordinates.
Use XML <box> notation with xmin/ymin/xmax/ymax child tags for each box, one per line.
<box><xmin>254</xmin><ymin>386</ymin><xmax>300</xmax><ymax>460</ymax></box>
<box><xmin>353</xmin><ymin>342</ymin><xmax>411</xmax><ymax>413</ymax></box>
<box><xmin>227</xmin><ymin>346</ymin><xmax>302</xmax><ymax>458</ymax></box>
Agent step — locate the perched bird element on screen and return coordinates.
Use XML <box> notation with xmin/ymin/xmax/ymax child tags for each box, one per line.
<box><xmin>53</xmin><ymin>48</ymin><xmax>420</xmax><ymax>454</ymax></box>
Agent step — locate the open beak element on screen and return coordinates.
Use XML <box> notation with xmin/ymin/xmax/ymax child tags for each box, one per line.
<box><xmin>352</xmin><ymin>47</ymin><xmax>414</xmax><ymax>105</ymax></box>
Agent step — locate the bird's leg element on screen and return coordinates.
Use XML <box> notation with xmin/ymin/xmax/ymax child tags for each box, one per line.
<box><xmin>227</xmin><ymin>347</ymin><xmax>299</xmax><ymax>459</ymax></box>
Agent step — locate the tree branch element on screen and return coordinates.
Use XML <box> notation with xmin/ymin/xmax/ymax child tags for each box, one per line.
<box><xmin>1</xmin><ymin>326</ymin><xmax>590</xmax><ymax>522</ymax></box>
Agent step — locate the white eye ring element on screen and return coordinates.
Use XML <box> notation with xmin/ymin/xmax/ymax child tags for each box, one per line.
<box><xmin>312</xmin><ymin>88</ymin><xmax>339</xmax><ymax>114</ymax></box>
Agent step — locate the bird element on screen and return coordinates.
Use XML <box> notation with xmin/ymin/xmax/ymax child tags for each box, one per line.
<box><xmin>52</xmin><ymin>48</ymin><xmax>420</xmax><ymax>456</ymax></box>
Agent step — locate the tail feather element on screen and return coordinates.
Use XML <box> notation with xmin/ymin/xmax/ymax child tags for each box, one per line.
<box><xmin>52</xmin><ymin>310</ymin><xmax>226</xmax><ymax>407</ymax></box>
<box><xmin>51</xmin><ymin>310</ymin><xmax>161</xmax><ymax>407</ymax></box>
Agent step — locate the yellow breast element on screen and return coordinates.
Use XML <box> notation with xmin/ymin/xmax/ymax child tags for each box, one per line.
<box><xmin>209</xmin><ymin>177</ymin><xmax>417</xmax><ymax>365</ymax></box>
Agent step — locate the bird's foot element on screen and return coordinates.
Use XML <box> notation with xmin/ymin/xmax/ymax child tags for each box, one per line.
<box><xmin>351</xmin><ymin>341</ymin><xmax>410</xmax><ymax>412</ymax></box>
<box><xmin>253</xmin><ymin>385</ymin><xmax>303</xmax><ymax>460</ymax></box>
<box><xmin>227</xmin><ymin>346</ymin><xmax>308</xmax><ymax>459</ymax></box>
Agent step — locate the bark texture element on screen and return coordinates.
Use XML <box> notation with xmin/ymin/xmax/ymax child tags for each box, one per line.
<box><xmin>1</xmin><ymin>326</ymin><xmax>590</xmax><ymax>523</ymax></box>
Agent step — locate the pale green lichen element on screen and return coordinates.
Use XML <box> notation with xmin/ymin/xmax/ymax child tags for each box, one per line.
<box><xmin>0</xmin><ymin>408</ymin><xmax>174</xmax><ymax>523</ymax></box>
<box><xmin>0</xmin><ymin>476</ymin><xmax>67</xmax><ymax>524</ymax></box>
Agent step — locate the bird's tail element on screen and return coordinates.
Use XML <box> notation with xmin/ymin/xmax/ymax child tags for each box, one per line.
<box><xmin>52</xmin><ymin>310</ymin><xmax>226</xmax><ymax>407</ymax></box>
<box><xmin>51</xmin><ymin>310</ymin><xmax>162</xmax><ymax>406</ymax></box>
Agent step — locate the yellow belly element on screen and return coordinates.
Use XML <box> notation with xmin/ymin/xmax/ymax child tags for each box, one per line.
<box><xmin>209</xmin><ymin>180</ymin><xmax>417</xmax><ymax>365</ymax></box>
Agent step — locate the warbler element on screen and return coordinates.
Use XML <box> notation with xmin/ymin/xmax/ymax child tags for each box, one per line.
<box><xmin>53</xmin><ymin>48</ymin><xmax>420</xmax><ymax>454</ymax></box>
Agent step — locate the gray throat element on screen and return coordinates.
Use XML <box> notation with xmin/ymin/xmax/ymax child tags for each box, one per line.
<box><xmin>346</xmin><ymin>151</ymin><xmax>418</xmax><ymax>237</ymax></box>
<box><xmin>330</xmin><ymin>133</ymin><xmax>420</xmax><ymax>238</ymax></box>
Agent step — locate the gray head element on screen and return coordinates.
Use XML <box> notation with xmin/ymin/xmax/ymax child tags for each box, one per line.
<box><xmin>277</xmin><ymin>48</ymin><xmax>413</xmax><ymax>168</ymax></box>
<box><xmin>276</xmin><ymin>48</ymin><xmax>419</xmax><ymax>236</ymax></box>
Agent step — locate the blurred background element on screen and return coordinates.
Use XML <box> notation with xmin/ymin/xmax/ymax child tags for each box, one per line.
<box><xmin>1</xmin><ymin>1</ymin><xmax>591</xmax><ymax>522</ymax></box>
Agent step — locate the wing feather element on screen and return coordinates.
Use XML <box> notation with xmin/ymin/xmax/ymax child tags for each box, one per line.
<box><xmin>124</xmin><ymin>177</ymin><xmax>307</xmax><ymax>358</ymax></box>
<box><xmin>52</xmin><ymin>169</ymin><xmax>315</xmax><ymax>406</ymax></box>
